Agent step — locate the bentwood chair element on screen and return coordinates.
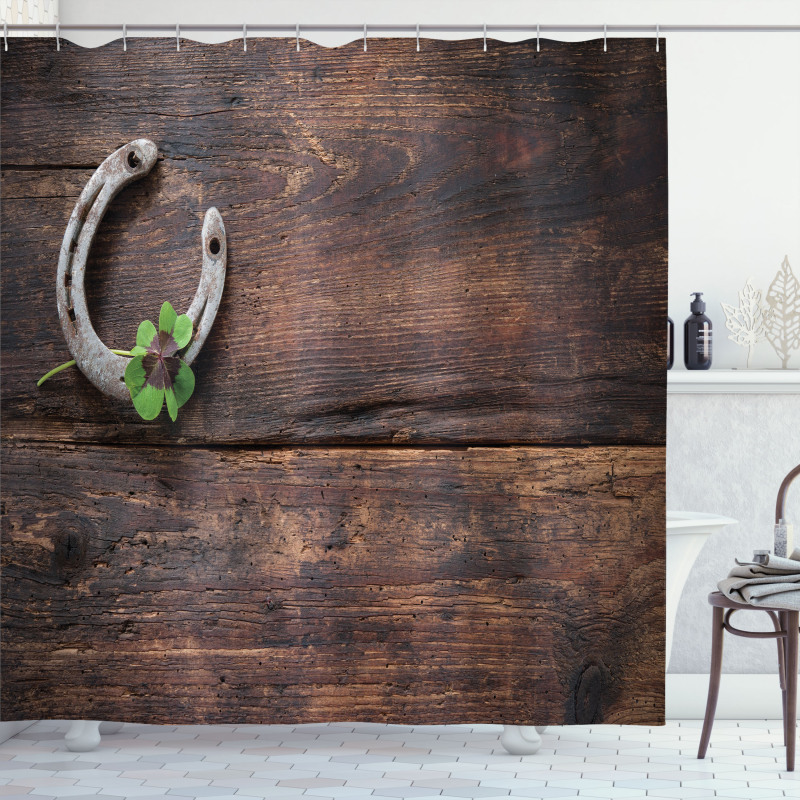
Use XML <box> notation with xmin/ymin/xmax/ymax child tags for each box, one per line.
<box><xmin>698</xmin><ymin>463</ymin><xmax>800</xmax><ymax>771</ymax></box>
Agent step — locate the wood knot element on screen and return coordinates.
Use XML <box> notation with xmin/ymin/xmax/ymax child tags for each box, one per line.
<box><xmin>52</xmin><ymin>527</ymin><xmax>89</xmax><ymax>574</ymax></box>
<box><xmin>572</xmin><ymin>661</ymin><xmax>606</xmax><ymax>724</ymax></box>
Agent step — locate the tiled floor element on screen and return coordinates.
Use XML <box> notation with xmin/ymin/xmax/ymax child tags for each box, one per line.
<box><xmin>1</xmin><ymin>720</ymin><xmax>797</xmax><ymax>799</ymax></box>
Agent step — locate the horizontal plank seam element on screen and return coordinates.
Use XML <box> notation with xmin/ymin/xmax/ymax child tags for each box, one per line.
<box><xmin>2</xmin><ymin>158</ymin><xmax>167</xmax><ymax>171</ymax></box>
<box><xmin>0</xmin><ymin>437</ymin><xmax>666</xmax><ymax>451</ymax></box>
<box><xmin>1</xmin><ymin>163</ymin><xmax>103</xmax><ymax>171</ymax></box>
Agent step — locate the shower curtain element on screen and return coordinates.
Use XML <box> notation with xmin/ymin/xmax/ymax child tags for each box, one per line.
<box><xmin>0</xmin><ymin>36</ymin><xmax>666</xmax><ymax>725</ymax></box>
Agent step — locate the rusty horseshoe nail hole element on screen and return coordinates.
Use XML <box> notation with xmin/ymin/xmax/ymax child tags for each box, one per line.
<box><xmin>209</xmin><ymin>237</ymin><xmax>221</xmax><ymax>255</ymax></box>
<box><xmin>127</xmin><ymin>150</ymin><xmax>141</xmax><ymax>169</ymax></box>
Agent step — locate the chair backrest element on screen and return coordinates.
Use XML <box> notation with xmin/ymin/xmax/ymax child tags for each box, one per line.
<box><xmin>776</xmin><ymin>464</ymin><xmax>800</xmax><ymax>523</ymax></box>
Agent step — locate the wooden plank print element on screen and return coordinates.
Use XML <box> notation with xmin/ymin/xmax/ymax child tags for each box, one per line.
<box><xmin>1</xmin><ymin>37</ymin><xmax>667</xmax><ymax>445</ymax></box>
<box><xmin>1</xmin><ymin>37</ymin><xmax>666</xmax><ymax>724</ymax></box>
<box><xmin>1</xmin><ymin>443</ymin><xmax>665</xmax><ymax>724</ymax></box>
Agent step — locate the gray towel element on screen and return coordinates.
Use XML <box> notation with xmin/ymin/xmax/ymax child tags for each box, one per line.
<box><xmin>717</xmin><ymin>548</ymin><xmax>800</xmax><ymax>610</ymax></box>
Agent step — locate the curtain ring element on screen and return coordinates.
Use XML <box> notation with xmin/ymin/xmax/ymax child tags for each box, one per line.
<box><xmin>363</xmin><ymin>23</ymin><xmax>367</xmax><ymax>52</ymax></box>
<box><xmin>176</xmin><ymin>23</ymin><xmax>180</xmax><ymax>52</ymax></box>
<box><xmin>483</xmin><ymin>22</ymin><xmax>487</xmax><ymax>52</ymax></box>
<box><xmin>603</xmin><ymin>23</ymin><xmax>607</xmax><ymax>52</ymax></box>
<box><xmin>56</xmin><ymin>22</ymin><xmax>60</xmax><ymax>52</ymax></box>
<box><xmin>243</xmin><ymin>23</ymin><xmax>247</xmax><ymax>52</ymax></box>
<box><xmin>416</xmin><ymin>22</ymin><xmax>420</xmax><ymax>52</ymax></box>
<box><xmin>296</xmin><ymin>23</ymin><xmax>300</xmax><ymax>52</ymax></box>
<box><xmin>123</xmin><ymin>23</ymin><xmax>127</xmax><ymax>52</ymax></box>
<box><xmin>656</xmin><ymin>22</ymin><xmax>660</xmax><ymax>52</ymax></box>
<box><xmin>536</xmin><ymin>22</ymin><xmax>540</xmax><ymax>52</ymax></box>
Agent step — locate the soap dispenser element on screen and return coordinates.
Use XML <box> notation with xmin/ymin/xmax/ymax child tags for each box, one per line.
<box><xmin>684</xmin><ymin>292</ymin><xmax>712</xmax><ymax>370</ymax></box>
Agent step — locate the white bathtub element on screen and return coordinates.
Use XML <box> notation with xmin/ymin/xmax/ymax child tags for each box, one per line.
<box><xmin>666</xmin><ymin>511</ymin><xmax>738</xmax><ymax>664</ymax></box>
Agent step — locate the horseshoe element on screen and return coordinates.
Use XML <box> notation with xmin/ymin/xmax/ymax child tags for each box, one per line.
<box><xmin>56</xmin><ymin>138</ymin><xmax>226</xmax><ymax>403</ymax></box>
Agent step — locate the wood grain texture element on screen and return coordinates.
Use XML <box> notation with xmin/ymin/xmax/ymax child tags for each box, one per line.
<box><xmin>0</xmin><ymin>37</ymin><xmax>667</xmax><ymax>445</ymax></box>
<box><xmin>1</xmin><ymin>38</ymin><xmax>667</xmax><ymax>725</ymax></box>
<box><xmin>1</xmin><ymin>443</ymin><xmax>664</xmax><ymax>724</ymax></box>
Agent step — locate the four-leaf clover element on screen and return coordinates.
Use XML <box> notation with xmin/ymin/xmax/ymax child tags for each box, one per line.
<box><xmin>124</xmin><ymin>301</ymin><xmax>195</xmax><ymax>421</ymax></box>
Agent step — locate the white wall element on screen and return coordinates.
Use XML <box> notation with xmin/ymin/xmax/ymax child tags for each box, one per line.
<box><xmin>28</xmin><ymin>0</ymin><xmax>800</xmax><ymax>682</ymax></box>
<box><xmin>668</xmin><ymin>31</ymin><xmax>800</xmax><ymax>370</ymax></box>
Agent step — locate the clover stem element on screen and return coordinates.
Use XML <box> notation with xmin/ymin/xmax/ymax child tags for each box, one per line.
<box><xmin>36</xmin><ymin>349</ymin><xmax>136</xmax><ymax>386</ymax></box>
<box><xmin>36</xmin><ymin>360</ymin><xmax>77</xmax><ymax>386</ymax></box>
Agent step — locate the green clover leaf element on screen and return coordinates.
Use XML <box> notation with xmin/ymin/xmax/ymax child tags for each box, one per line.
<box><xmin>124</xmin><ymin>301</ymin><xmax>195</xmax><ymax>422</ymax></box>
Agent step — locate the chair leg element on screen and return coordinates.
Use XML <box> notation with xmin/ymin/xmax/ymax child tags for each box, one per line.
<box><xmin>786</xmin><ymin>611</ymin><xmax>798</xmax><ymax>772</ymax></box>
<box><xmin>698</xmin><ymin>605</ymin><xmax>725</xmax><ymax>760</ymax></box>
<box><xmin>778</xmin><ymin>611</ymin><xmax>788</xmax><ymax>746</ymax></box>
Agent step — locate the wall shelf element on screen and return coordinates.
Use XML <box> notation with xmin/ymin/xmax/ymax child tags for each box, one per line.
<box><xmin>668</xmin><ymin>369</ymin><xmax>800</xmax><ymax>394</ymax></box>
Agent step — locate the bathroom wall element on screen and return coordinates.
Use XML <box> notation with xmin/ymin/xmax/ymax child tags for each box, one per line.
<box><xmin>667</xmin><ymin>393</ymin><xmax>800</xmax><ymax>673</ymax></box>
<box><xmin>666</xmin><ymin>29</ymin><xmax>800</xmax><ymax>370</ymax></box>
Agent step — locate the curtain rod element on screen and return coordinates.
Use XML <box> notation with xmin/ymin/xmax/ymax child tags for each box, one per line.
<box><xmin>2</xmin><ymin>23</ymin><xmax>800</xmax><ymax>35</ymax></box>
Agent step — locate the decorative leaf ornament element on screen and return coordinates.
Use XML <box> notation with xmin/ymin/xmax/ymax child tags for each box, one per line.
<box><xmin>720</xmin><ymin>278</ymin><xmax>772</xmax><ymax>368</ymax></box>
<box><xmin>124</xmin><ymin>302</ymin><xmax>196</xmax><ymax>421</ymax></box>
<box><xmin>764</xmin><ymin>255</ymin><xmax>800</xmax><ymax>369</ymax></box>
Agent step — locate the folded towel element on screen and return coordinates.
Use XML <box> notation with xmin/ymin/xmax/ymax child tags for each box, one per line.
<box><xmin>717</xmin><ymin>548</ymin><xmax>800</xmax><ymax>610</ymax></box>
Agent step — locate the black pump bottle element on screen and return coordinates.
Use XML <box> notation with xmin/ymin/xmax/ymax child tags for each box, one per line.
<box><xmin>684</xmin><ymin>292</ymin><xmax>712</xmax><ymax>370</ymax></box>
